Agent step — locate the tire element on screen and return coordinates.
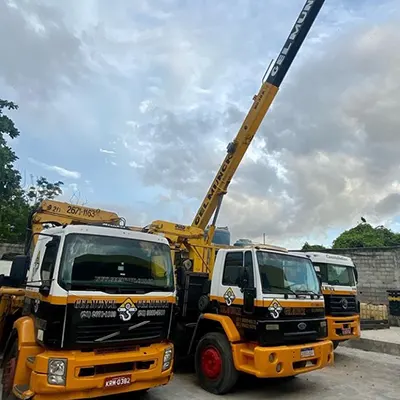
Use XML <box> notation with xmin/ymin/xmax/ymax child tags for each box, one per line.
<box><xmin>333</xmin><ymin>341</ymin><xmax>340</xmax><ymax>350</ymax></box>
<box><xmin>195</xmin><ymin>332</ymin><xmax>239</xmax><ymax>395</ymax></box>
<box><xmin>1</xmin><ymin>339</ymin><xmax>19</xmax><ymax>400</ymax></box>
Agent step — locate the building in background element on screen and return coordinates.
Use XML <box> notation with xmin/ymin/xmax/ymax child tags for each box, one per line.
<box><xmin>205</xmin><ymin>226</ymin><xmax>231</xmax><ymax>246</ymax></box>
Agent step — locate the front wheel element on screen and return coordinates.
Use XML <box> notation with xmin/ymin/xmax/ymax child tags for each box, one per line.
<box><xmin>195</xmin><ymin>332</ymin><xmax>239</xmax><ymax>395</ymax></box>
<box><xmin>333</xmin><ymin>341</ymin><xmax>340</xmax><ymax>350</ymax></box>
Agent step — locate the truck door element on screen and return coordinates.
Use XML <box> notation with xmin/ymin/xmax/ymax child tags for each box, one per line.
<box><xmin>217</xmin><ymin>250</ymin><xmax>255</xmax><ymax>307</ymax></box>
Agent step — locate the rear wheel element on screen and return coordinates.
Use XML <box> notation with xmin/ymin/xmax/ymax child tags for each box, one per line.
<box><xmin>195</xmin><ymin>332</ymin><xmax>238</xmax><ymax>395</ymax></box>
<box><xmin>1</xmin><ymin>340</ymin><xmax>18</xmax><ymax>400</ymax></box>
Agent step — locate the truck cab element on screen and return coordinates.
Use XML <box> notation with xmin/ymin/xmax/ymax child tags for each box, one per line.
<box><xmin>291</xmin><ymin>251</ymin><xmax>360</xmax><ymax>349</ymax></box>
<box><xmin>174</xmin><ymin>244</ymin><xmax>334</xmax><ymax>394</ymax></box>
<box><xmin>1</xmin><ymin>224</ymin><xmax>175</xmax><ymax>400</ymax></box>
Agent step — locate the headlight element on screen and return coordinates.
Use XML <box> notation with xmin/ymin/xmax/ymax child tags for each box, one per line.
<box><xmin>48</xmin><ymin>358</ymin><xmax>67</xmax><ymax>385</ymax></box>
<box><xmin>162</xmin><ymin>346</ymin><xmax>174</xmax><ymax>371</ymax></box>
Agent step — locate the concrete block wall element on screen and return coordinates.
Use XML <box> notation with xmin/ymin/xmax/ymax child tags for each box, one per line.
<box><xmin>0</xmin><ymin>242</ymin><xmax>24</xmax><ymax>259</ymax></box>
<box><xmin>293</xmin><ymin>247</ymin><xmax>400</xmax><ymax>305</ymax></box>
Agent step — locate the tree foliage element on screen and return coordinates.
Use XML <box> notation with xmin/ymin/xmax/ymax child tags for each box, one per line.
<box><xmin>26</xmin><ymin>176</ymin><xmax>64</xmax><ymax>209</ymax></box>
<box><xmin>301</xmin><ymin>242</ymin><xmax>327</xmax><ymax>251</ymax></box>
<box><xmin>0</xmin><ymin>99</ymin><xmax>64</xmax><ymax>242</ymax></box>
<box><xmin>332</xmin><ymin>223</ymin><xmax>400</xmax><ymax>249</ymax></box>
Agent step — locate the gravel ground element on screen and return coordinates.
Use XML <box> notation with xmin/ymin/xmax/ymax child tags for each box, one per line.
<box><xmin>114</xmin><ymin>347</ymin><xmax>400</xmax><ymax>400</ymax></box>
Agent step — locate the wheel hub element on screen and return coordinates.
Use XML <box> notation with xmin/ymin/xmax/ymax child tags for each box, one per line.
<box><xmin>201</xmin><ymin>346</ymin><xmax>222</xmax><ymax>379</ymax></box>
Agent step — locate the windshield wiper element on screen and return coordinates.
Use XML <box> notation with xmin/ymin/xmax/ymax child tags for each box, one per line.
<box><xmin>264</xmin><ymin>285</ymin><xmax>299</xmax><ymax>297</ymax></box>
<box><xmin>67</xmin><ymin>282</ymin><xmax>123</xmax><ymax>294</ymax></box>
<box><xmin>294</xmin><ymin>289</ymin><xmax>321</xmax><ymax>298</ymax></box>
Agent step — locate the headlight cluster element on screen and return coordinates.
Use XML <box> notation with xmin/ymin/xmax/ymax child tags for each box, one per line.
<box><xmin>48</xmin><ymin>358</ymin><xmax>67</xmax><ymax>385</ymax></box>
<box><xmin>162</xmin><ymin>346</ymin><xmax>174</xmax><ymax>371</ymax></box>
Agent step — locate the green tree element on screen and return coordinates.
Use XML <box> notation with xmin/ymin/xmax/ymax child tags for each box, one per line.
<box><xmin>0</xmin><ymin>99</ymin><xmax>64</xmax><ymax>242</ymax></box>
<box><xmin>332</xmin><ymin>223</ymin><xmax>400</xmax><ymax>249</ymax></box>
<box><xmin>0</xmin><ymin>99</ymin><xmax>27</xmax><ymax>242</ymax></box>
<box><xmin>301</xmin><ymin>242</ymin><xmax>327</xmax><ymax>251</ymax></box>
<box><xmin>26</xmin><ymin>176</ymin><xmax>64</xmax><ymax>209</ymax></box>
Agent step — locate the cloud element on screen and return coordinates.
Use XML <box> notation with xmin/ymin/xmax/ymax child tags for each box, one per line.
<box><xmin>3</xmin><ymin>0</ymin><xmax>400</xmax><ymax>248</ymax></box>
<box><xmin>100</xmin><ymin>148</ymin><xmax>115</xmax><ymax>155</ymax></box>
<box><xmin>28</xmin><ymin>158</ymin><xmax>81</xmax><ymax>179</ymax></box>
<box><xmin>0</xmin><ymin>0</ymin><xmax>86</xmax><ymax>102</ymax></box>
<box><xmin>112</xmin><ymin>4</ymin><xmax>400</xmax><ymax>245</ymax></box>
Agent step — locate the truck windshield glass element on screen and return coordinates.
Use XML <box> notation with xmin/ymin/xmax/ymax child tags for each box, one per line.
<box><xmin>256</xmin><ymin>251</ymin><xmax>320</xmax><ymax>295</ymax></box>
<box><xmin>313</xmin><ymin>262</ymin><xmax>355</xmax><ymax>287</ymax></box>
<box><xmin>58</xmin><ymin>233</ymin><xmax>174</xmax><ymax>292</ymax></box>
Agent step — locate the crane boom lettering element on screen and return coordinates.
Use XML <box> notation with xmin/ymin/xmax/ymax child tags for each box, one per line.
<box><xmin>192</xmin><ymin>0</ymin><xmax>325</xmax><ymax>231</ymax></box>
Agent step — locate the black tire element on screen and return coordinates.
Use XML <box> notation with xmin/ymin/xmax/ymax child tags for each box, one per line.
<box><xmin>1</xmin><ymin>339</ymin><xmax>19</xmax><ymax>400</ymax></box>
<box><xmin>333</xmin><ymin>341</ymin><xmax>340</xmax><ymax>350</ymax></box>
<box><xmin>195</xmin><ymin>332</ymin><xmax>239</xmax><ymax>395</ymax></box>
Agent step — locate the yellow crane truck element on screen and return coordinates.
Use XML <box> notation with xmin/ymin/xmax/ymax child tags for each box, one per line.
<box><xmin>145</xmin><ymin>0</ymin><xmax>334</xmax><ymax>394</ymax></box>
<box><xmin>1</xmin><ymin>201</ymin><xmax>175</xmax><ymax>400</ymax></box>
<box><xmin>292</xmin><ymin>251</ymin><xmax>361</xmax><ymax>350</ymax></box>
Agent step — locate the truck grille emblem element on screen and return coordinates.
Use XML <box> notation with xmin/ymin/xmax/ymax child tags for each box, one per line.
<box><xmin>297</xmin><ymin>322</ymin><xmax>307</xmax><ymax>331</ymax></box>
<box><xmin>340</xmin><ymin>298</ymin><xmax>348</xmax><ymax>310</ymax></box>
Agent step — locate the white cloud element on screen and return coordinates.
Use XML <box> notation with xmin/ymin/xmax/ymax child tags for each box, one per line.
<box><xmin>3</xmin><ymin>0</ymin><xmax>400</xmax><ymax>248</ymax></box>
<box><xmin>100</xmin><ymin>148</ymin><xmax>115</xmax><ymax>154</ymax></box>
<box><xmin>28</xmin><ymin>158</ymin><xmax>81</xmax><ymax>179</ymax></box>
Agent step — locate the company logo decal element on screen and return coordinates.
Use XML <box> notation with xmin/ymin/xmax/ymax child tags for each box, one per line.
<box><xmin>117</xmin><ymin>298</ymin><xmax>138</xmax><ymax>321</ymax></box>
<box><xmin>223</xmin><ymin>287</ymin><xmax>236</xmax><ymax>306</ymax></box>
<box><xmin>268</xmin><ymin>299</ymin><xmax>283</xmax><ymax>319</ymax></box>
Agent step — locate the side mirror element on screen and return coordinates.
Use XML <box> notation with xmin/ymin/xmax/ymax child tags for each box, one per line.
<box><xmin>243</xmin><ymin>287</ymin><xmax>256</xmax><ymax>315</ymax></box>
<box><xmin>39</xmin><ymin>283</ymin><xmax>51</xmax><ymax>297</ymax></box>
<box><xmin>316</xmin><ymin>273</ymin><xmax>322</xmax><ymax>288</ymax></box>
<box><xmin>46</xmin><ymin>236</ymin><xmax>60</xmax><ymax>248</ymax></box>
<box><xmin>9</xmin><ymin>255</ymin><xmax>30</xmax><ymax>287</ymax></box>
<box><xmin>354</xmin><ymin>268</ymin><xmax>358</xmax><ymax>284</ymax></box>
<box><xmin>238</xmin><ymin>266</ymin><xmax>250</xmax><ymax>291</ymax></box>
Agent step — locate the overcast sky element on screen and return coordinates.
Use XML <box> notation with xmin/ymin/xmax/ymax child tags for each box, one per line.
<box><xmin>1</xmin><ymin>0</ymin><xmax>400</xmax><ymax>248</ymax></box>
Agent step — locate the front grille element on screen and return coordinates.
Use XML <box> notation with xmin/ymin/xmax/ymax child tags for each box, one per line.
<box><xmin>75</xmin><ymin>320</ymin><xmax>165</xmax><ymax>344</ymax></box>
<box><xmin>257</xmin><ymin>318</ymin><xmax>326</xmax><ymax>346</ymax></box>
<box><xmin>324</xmin><ymin>294</ymin><xmax>357</xmax><ymax>316</ymax></box>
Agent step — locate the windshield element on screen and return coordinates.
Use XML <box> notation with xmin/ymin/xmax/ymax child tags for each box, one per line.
<box><xmin>314</xmin><ymin>262</ymin><xmax>355</xmax><ymax>287</ymax></box>
<box><xmin>256</xmin><ymin>251</ymin><xmax>321</xmax><ymax>295</ymax></box>
<box><xmin>58</xmin><ymin>233</ymin><xmax>174</xmax><ymax>292</ymax></box>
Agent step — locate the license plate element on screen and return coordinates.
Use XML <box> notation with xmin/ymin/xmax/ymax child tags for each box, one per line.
<box><xmin>342</xmin><ymin>327</ymin><xmax>352</xmax><ymax>335</ymax></box>
<box><xmin>301</xmin><ymin>347</ymin><xmax>315</xmax><ymax>358</ymax></box>
<box><xmin>104</xmin><ymin>374</ymin><xmax>131</xmax><ymax>388</ymax></box>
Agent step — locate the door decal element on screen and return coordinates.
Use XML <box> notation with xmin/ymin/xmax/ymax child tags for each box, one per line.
<box><xmin>223</xmin><ymin>287</ymin><xmax>236</xmax><ymax>306</ymax></box>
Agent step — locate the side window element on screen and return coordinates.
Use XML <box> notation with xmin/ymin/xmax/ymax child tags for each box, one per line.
<box><xmin>244</xmin><ymin>250</ymin><xmax>254</xmax><ymax>286</ymax></box>
<box><xmin>222</xmin><ymin>252</ymin><xmax>243</xmax><ymax>286</ymax></box>
<box><xmin>40</xmin><ymin>242</ymin><xmax>59</xmax><ymax>282</ymax></box>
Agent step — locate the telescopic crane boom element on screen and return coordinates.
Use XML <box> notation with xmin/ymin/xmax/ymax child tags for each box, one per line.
<box><xmin>192</xmin><ymin>0</ymin><xmax>325</xmax><ymax>233</ymax></box>
<box><xmin>24</xmin><ymin>200</ymin><xmax>124</xmax><ymax>253</ymax></box>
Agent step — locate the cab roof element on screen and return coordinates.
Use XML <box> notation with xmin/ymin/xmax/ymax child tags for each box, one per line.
<box><xmin>37</xmin><ymin>224</ymin><xmax>169</xmax><ymax>245</ymax></box>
